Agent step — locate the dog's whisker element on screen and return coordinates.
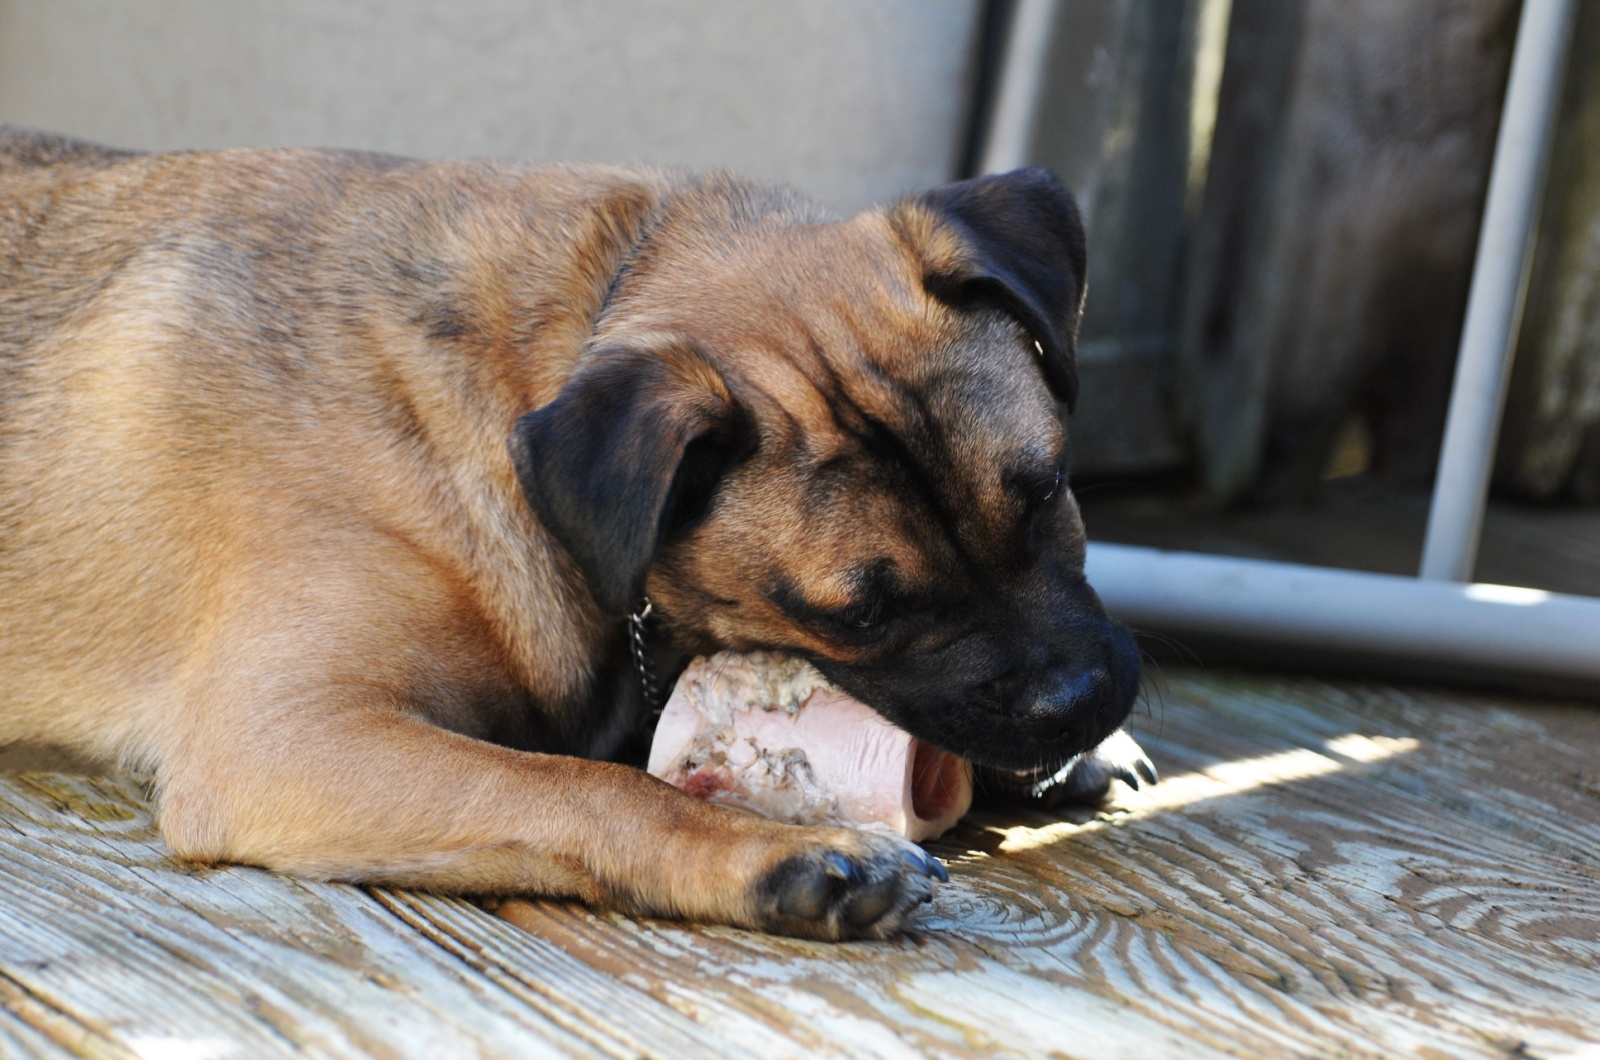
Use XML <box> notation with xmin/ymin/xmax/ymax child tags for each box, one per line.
<box><xmin>1132</xmin><ymin>628</ymin><xmax>1203</xmax><ymax>669</ymax></box>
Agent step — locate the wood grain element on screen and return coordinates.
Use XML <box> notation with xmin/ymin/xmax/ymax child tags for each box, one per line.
<box><xmin>0</xmin><ymin>774</ymin><xmax>609</xmax><ymax>1057</ymax></box>
<box><xmin>2</xmin><ymin>672</ymin><xmax>1598</xmax><ymax>1058</ymax></box>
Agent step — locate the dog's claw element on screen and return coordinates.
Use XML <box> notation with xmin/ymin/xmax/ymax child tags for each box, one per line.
<box><xmin>975</xmin><ymin>728</ymin><xmax>1158</xmax><ymax>809</ymax></box>
<box><xmin>824</xmin><ymin>852</ymin><xmax>855</xmax><ymax>880</ymax></box>
<box><xmin>899</xmin><ymin>846</ymin><xmax>947</xmax><ymax>883</ymax></box>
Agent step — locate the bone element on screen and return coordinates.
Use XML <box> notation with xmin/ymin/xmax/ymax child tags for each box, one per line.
<box><xmin>647</xmin><ymin>652</ymin><xmax>973</xmax><ymax>841</ymax></box>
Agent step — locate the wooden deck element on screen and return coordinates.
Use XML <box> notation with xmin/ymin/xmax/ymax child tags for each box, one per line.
<box><xmin>2</xmin><ymin>671</ymin><xmax>1597</xmax><ymax>1058</ymax></box>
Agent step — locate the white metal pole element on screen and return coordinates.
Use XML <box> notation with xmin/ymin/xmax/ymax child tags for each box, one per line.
<box><xmin>978</xmin><ymin>0</ymin><xmax>1061</xmax><ymax>175</ymax></box>
<box><xmin>1419</xmin><ymin>0</ymin><xmax>1577</xmax><ymax>582</ymax></box>
<box><xmin>1087</xmin><ymin>543</ymin><xmax>1600</xmax><ymax>689</ymax></box>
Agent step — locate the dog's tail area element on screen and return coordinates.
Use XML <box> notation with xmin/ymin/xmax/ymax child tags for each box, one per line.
<box><xmin>0</xmin><ymin>124</ymin><xmax>142</xmax><ymax>172</ymax></box>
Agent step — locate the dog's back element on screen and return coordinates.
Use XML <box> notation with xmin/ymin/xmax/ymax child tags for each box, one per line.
<box><xmin>0</xmin><ymin>125</ymin><xmax>141</xmax><ymax>170</ymax></box>
<box><xmin>0</xmin><ymin>128</ymin><xmax>665</xmax><ymax>764</ymax></box>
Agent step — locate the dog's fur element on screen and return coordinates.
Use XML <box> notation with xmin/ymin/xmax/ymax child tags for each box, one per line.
<box><xmin>0</xmin><ymin>127</ymin><xmax>1139</xmax><ymax>939</ymax></box>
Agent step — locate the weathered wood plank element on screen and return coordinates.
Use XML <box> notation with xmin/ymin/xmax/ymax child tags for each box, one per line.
<box><xmin>371</xmin><ymin>891</ymin><xmax>742</xmax><ymax>1057</ymax></box>
<box><xmin>0</xmin><ymin>773</ymin><xmax>662</xmax><ymax>1057</ymax></box>
<box><xmin>2</xmin><ymin>673</ymin><xmax>1598</xmax><ymax>1058</ymax></box>
<box><xmin>487</xmin><ymin>676</ymin><xmax>1600</xmax><ymax>1058</ymax></box>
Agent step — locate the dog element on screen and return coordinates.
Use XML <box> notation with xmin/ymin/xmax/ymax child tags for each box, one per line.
<box><xmin>0</xmin><ymin>126</ymin><xmax>1149</xmax><ymax>940</ymax></box>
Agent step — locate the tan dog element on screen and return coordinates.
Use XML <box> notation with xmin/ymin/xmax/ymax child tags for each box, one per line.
<box><xmin>0</xmin><ymin>126</ymin><xmax>1145</xmax><ymax>939</ymax></box>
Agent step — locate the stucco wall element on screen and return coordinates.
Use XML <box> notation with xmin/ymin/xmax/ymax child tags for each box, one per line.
<box><xmin>0</xmin><ymin>0</ymin><xmax>980</xmax><ymax>213</ymax></box>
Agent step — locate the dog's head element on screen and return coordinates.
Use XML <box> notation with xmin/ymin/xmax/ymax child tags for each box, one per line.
<box><xmin>510</xmin><ymin>168</ymin><xmax>1139</xmax><ymax>776</ymax></box>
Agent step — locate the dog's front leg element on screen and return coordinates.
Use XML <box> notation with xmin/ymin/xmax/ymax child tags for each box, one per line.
<box><xmin>158</xmin><ymin>697</ymin><xmax>943</xmax><ymax>940</ymax></box>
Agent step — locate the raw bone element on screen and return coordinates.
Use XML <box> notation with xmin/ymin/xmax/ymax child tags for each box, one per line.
<box><xmin>647</xmin><ymin>652</ymin><xmax>973</xmax><ymax>841</ymax></box>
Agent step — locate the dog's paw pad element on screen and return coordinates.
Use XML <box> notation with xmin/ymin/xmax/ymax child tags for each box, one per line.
<box><xmin>755</xmin><ymin>831</ymin><xmax>943</xmax><ymax>940</ymax></box>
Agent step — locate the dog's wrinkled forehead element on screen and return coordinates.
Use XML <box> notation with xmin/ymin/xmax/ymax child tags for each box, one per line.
<box><xmin>795</xmin><ymin>201</ymin><xmax>1068</xmax><ymax>453</ymax></box>
<box><xmin>779</xmin><ymin>288</ymin><xmax>1068</xmax><ymax>551</ymax></box>
<box><xmin>666</xmin><ymin>226</ymin><xmax>1071</xmax><ymax>616</ymax></box>
<box><xmin>661</xmin><ymin>171</ymin><xmax>1085</xmax><ymax>578</ymax></box>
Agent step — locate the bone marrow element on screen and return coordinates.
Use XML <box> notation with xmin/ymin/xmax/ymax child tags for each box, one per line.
<box><xmin>647</xmin><ymin>652</ymin><xmax>973</xmax><ymax>840</ymax></box>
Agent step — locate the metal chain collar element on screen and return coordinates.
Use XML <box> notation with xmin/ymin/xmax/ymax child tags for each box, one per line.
<box><xmin>628</xmin><ymin>596</ymin><xmax>663</xmax><ymax>715</ymax></box>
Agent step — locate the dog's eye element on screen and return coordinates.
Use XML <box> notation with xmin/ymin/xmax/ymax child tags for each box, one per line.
<box><xmin>1032</xmin><ymin>470</ymin><xmax>1062</xmax><ymax>509</ymax></box>
<box><xmin>838</xmin><ymin>607</ymin><xmax>878</xmax><ymax>631</ymax></box>
<box><xmin>1008</xmin><ymin>462</ymin><xmax>1068</xmax><ymax>557</ymax></box>
<box><xmin>1004</xmin><ymin>444</ymin><xmax>1067</xmax><ymax>505</ymax></box>
<box><xmin>1010</xmin><ymin>466</ymin><xmax>1064</xmax><ymax>515</ymax></box>
<box><xmin>827</xmin><ymin>600</ymin><xmax>886</xmax><ymax>638</ymax></box>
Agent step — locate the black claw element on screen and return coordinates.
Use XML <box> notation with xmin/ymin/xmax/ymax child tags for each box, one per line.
<box><xmin>1137</xmin><ymin>759</ymin><xmax>1159</xmax><ymax>785</ymax></box>
<box><xmin>900</xmin><ymin>846</ymin><xmax>947</xmax><ymax>882</ymax></box>
<box><xmin>823</xmin><ymin>852</ymin><xmax>855</xmax><ymax>880</ymax></box>
<box><xmin>1115</xmin><ymin>767</ymin><xmax>1141</xmax><ymax>791</ymax></box>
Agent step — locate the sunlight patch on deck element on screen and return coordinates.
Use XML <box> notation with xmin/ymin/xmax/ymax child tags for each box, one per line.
<box><xmin>998</xmin><ymin>733</ymin><xmax>1420</xmax><ymax>853</ymax></box>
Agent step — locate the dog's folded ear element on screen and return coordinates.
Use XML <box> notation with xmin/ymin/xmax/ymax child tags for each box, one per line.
<box><xmin>509</xmin><ymin>338</ymin><xmax>755</xmax><ymax>616</ymax></box>
<box><xmin>891</xmin><ymin>167</ymin><xmax>1087</xmax><ymax>411</ymax></box>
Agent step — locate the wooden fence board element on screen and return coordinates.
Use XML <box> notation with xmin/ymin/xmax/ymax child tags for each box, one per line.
<box><xmin>1497</xmin><ymin>0</ymin><xmax>1600</xmax><ymax>501</ymax></box>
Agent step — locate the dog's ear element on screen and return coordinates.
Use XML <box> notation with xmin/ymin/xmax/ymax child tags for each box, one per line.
<box><xmin>892</xmin><ymin>167</ymin><xmax>1087</xmax><ymax>411</ymax></box>
<box><xmin>508</xmin><ymin>338</ymin><xmax>755</xmax><ymax>616</ymax></box>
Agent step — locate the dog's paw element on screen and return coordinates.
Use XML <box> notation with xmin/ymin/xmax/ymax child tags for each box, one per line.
<box><xmin>976</xmin><ymin>728</ymin><xmax>1158</xmax><ymax>809</ymax></box>
<box><xmin>1041</xmin><ymin>728</ymin><xmax>1158</xmax><ymax>805</ymax></box>
<box><xmin>751</xmin><ymin>828</ymin><xmax>946</xmax><ymax>940</ymax></box>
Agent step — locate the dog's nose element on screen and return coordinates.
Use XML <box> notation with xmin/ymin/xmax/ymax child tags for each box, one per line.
<box><xmin>1018</xmin><ymin>666</ymin><xmax>1112</xmax><ymax>752</ymax></box>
